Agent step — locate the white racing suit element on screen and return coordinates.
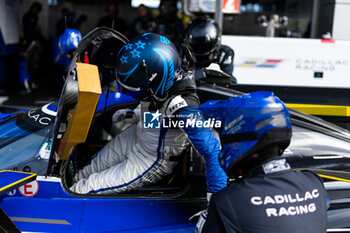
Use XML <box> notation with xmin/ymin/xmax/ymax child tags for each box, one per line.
<box><xmin>71</xmin><ymin>92</ymin><xmax>227</xmax><ymax>194</ymax></box>
<box><xmin>71</xmin><ymin>98</ymin><xmax>190</xmax><ymax>194</ymax></box>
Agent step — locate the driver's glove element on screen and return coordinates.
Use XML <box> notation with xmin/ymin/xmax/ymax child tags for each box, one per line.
<box><xmin>189</xmin><ymin>193</ymin><xmax>212</xmax><ymax>233</ymax></box>
<box><xmin>112</xmin><ymin>105</ymin><xmax>140</xmax><ymax>125</ymax></box>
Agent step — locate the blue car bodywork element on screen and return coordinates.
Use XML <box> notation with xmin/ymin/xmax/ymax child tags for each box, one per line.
<box><xmin>0</xmin><ymin>179</ymin><xmax>198</xmax><ymax>232</ymax></box>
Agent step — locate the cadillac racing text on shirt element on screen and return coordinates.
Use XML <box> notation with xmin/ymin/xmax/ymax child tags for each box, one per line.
<box><xmin>251</xmin><ymin>189</ymin><xmax>320</xmax><ymax>217</ymax></box>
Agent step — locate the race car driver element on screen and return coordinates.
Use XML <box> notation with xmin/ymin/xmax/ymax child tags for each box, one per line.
<box><xmin>200</xmin><ymin>91</ymin><xmax>328</xmax><ymax>233</ymax></box>
<box><xmin>185</xmin><ymin>17</ymin><xmax>236</xmax><ymax>84</ymax></box>
<box><xmin>70</xmin><ymin>33</ymin><xmax>227</xmax><ymax>195</ymax></box>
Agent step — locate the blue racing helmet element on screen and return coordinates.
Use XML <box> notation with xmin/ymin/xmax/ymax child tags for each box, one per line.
<box><xmin>200</xmin><ymin>91</ymin><xmax>292</xmax><ymax>177</ymax></box>
<box><xmin>116</xmin><ymin>33</ymin><xmax>180</xmax><ymax>101</ymax></box>
<box><xmin>58</xmin><ymin>28</ymin><xmax>82</xmax><ymax>53</ymax></box>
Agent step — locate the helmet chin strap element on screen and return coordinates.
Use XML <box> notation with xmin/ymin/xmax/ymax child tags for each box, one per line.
<box><xmin>142</xmin><ymin>60</ymin><xmax>169</xmax><ymax>105</ymax></box>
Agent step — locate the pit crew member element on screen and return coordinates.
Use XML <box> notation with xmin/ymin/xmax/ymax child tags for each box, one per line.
<box><xmin>185</xmin><ymin>17</ymin><xmax>236</xmax><ymax>84</ymax></box>
<box><xmin>200</xmin><ymin>91</ymin><xmax>327</xmax><ymax>233</ymax></box>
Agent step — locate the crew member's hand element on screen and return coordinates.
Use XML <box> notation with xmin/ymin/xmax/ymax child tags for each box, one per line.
<box><xmin>190</xmin><ymin>193</ymin><xmax>212</xmax><ymax>233</ymax></box>
<box><xmin>112</xmin><ymin>109</ymin><xmax>139</xmax><ymax>124</ymax></box>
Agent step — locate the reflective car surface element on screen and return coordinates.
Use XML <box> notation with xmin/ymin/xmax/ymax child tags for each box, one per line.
<box><xmin>0</xmin><ymin>103</ymin><xmax>56</xmax><ymax>175</ymax></box>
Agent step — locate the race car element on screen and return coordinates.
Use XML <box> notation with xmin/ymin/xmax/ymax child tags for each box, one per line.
<box><xmin>0</xmin><ymin>27</ymin><xmax>350</xmax><ymax>232</ymax></box>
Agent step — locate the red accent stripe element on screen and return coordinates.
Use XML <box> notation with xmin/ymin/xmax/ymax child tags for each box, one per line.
<box><xmin>84</xmin><ymin>53</ymin><xmax>89</xmax><ymax>63</ymax></box>
<box><xmin>321</xmin><ymin>39</ymin><xmax>335</xmax><ymax>44</ymax></box>
<box><xmin>265</xmin><ymin>60</ymin><xmax>282</xmax><ymax>63</ymax></box>
<box><xmin>57</xmin><ymin>139</ymin><xmax>63</xmax><ymax>158</ymax></box>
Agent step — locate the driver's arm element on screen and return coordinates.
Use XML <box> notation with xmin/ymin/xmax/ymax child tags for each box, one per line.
<box><xmin>177</xmin><ymin>106</ymin><xmax>227</xmax><ymax>193</ymax></box>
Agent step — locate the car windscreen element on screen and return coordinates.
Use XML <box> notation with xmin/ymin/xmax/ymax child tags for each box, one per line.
<box><xmin>0</xmin><ymin>106</ymin><xmax>55</xmax><ymax>169</ymax></box>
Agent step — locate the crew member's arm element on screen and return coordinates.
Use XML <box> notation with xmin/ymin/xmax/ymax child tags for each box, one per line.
<box><xmin>218</xmin><ymin>45</ymin><xmax>236</xmax><ymax>84</ymax></box>
<box><xmin>203</xmin><ymin>192</ymin><xmax>241</xmax><ymax>233</ymax></box>
<box><xmin>202</xmin><ymin>198</ymin><xmax>227</xmax><ymax>233</ymax></box>
<box><xmin>177</xmin><ymin>107</ymin><xmax>227</xmax><ymax>193</ymax></box>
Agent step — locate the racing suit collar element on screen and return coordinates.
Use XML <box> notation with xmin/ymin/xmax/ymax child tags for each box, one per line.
<box><xmin>243</xmin><ymin>157</ymin><xmax>291</xmax><ymax>179</ymax></box>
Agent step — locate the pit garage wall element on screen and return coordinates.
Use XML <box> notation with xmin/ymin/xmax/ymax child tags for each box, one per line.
<box><xmin>222</xmin><ymin>35</ymin><xmax>350</xmax><ymax>89</ymax></box>
<box><xmin>18</xmin><ymin>0</ymin><xmax>137</xmax><ymax>39</ymax></box>
<box><xmin>332</xmin><ymin>0</ymin><xmax>350</xmax><ymax>40</ymax></box>
<box><xmin>0</xmin><ymin>0</ymin><xmax>20</xmax><ymax>54</ymax></box>
<box><xmin>222</xmin><ymin>35</ymin><xmax>350</xmax><ymax>129</ymax></box>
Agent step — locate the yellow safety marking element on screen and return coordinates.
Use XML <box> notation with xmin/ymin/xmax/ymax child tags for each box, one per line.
<box><xmin>0</xmin><ymin>170</ymin><xmax>36</xmax><ymax>193</ymax></box>
<box><xmin>317</xmin><ymin>174</ymin><xmax>350</xmax><ymax>183</ymax></box>
<box><xmin>286</xmin><ymin>103</ymin><xmax>350</xmax><ymax>117</ymax></box>
<box><xmin>293</xmin><ymin>168</ymin><xmax>350</xmax><ymax>183</ymax></box>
